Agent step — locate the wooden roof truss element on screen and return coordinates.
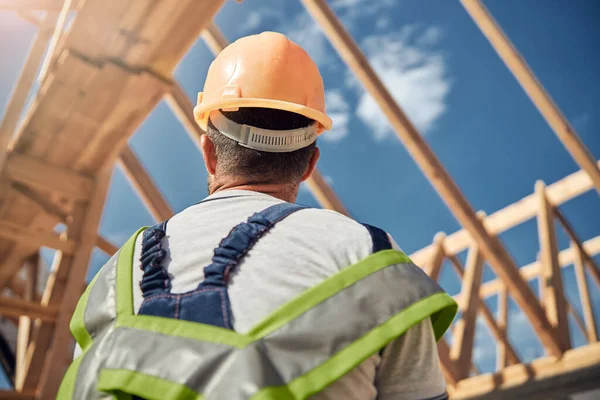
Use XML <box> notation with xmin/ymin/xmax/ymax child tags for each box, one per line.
<box><xmin>0</xmin><ymin>0</ymin><xmax>598</xmax><ymax>398</ymax></box>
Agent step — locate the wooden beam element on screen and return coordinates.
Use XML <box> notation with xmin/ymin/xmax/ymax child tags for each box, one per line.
<box><xmin>38</xmin><ymin>166</ymin><xmax>114</xmax><ymax>399</ymax></box>
<box><xmin>15</xmin><ymin>255</ymin><xmax>38</xmax><ymax>386</ymax></box>
<box><xmin>567</xmin><ymin>300</ymin><xmax>587</xmax><ymax>342</ymax></box>
<box><xmin>164</xmin><ymin>82</ymin><xmax>205</xmax><ymax>150</ymax></box>
<box><xmin>427</xmin><ymin>233</ymin><xmax>446</xmax><ymax>281</ymax></box>
<box><xmin>0</xmin><ymin>1</ymin><xmax>63</xmax><ymax>10</ymax></box>
<box><xmin>437</xmin><ymin>338</ymin><xmax>460</xmax><ymax>386</ymax></box>
<box><xmin>0</xmin><ymin>220</ymin><xmax>76</xmax><ymax>253</ymax></box>
<box><xmin>460</xmin><ymin>0</ymin><xmax>600</xmax><ymax>195</ymax></box>
<box><xmin>11</xmin><ymin>183</ymin><xmax>69</xmax><ymax>221</ymax></box>
<box><xmin>38</xmin><ymin>0</ymin><xmax>74</xmax><ymax>84</ymax></box>
<box><xmin>17</xmin><ymin>10</ymin><xmax>43</xmax><ymax>27</ymax></box>
<box><xmin>572</xmin><ymin>244</ymin><xmax>598</xmax><ymax>343</ymax></box>
<box><xmin>5</xmin><ymin>152</ymin><xmax>94</xmax><ymax>200</ymax></box>
<box><xmin>0</xmin><ymin>296</ymin><xmax>56</xmax><ymax>322</ymax></box>
<box><xmin>497</xmin><ymin>284</ymin><xmax>508</xmax><ymax>371</ymax></box>
<box><xmin>554</xmin><ymin>206</ymin><xmax>600</xmax><ymax>288</ymax></box>
<box><xmin>301</xmin><ymin>0</ymin><xmax>562</xmax><ymax>357</ymax></box>
<box><xmin>201</xmin><ymin>22</ymin><xmax>229</xmax><ymax>55</ymax></box>
<box><xmin>477</xmin><ymin>235</ymin><xmax>600</xmax><ymax>299</ymax></box>
<box><xmin>118</xmin><ymin>145</ymin><xmax>174</xmax><ymax>222</ymax></box>
<box><xmin>305</xmin><ymin>169</ymin><xmax>350</xmax><ymax>216</ymax></box>
<box><xmin>0</xmin><ymin>390</ymin><xmax>36</xmax><ymax>400</ymax></box>
<box><xmin>536</xmin><ymin>181</ymin><xmax>570</xmax><ymax>352</ymax></box>
<box><xmin>452</xmin><ymin>342</ymin><xmax>600</xmax><ymax>400</ymax></box>
<box><xmin>411</xmin><ymin>162</ymin><xmax>600</xmax><ymax>265</ymax></box>
<box><xmin>451</xmin><ymin>245</ymin><xmax>485</xmax><ymax>379</ymax></box>
<box><xmin>448</xmin><ymin>254</ymin><xmax>521</xmax><ymax>367</ymax></box>
<box><xmin>95</xmin><ymin>235</ymin><xmax>118</xmax><ymax>256</ymax></box>
<box><xmin>0</xmin><ymin>12</ymin><xmax>58</xmax><ymax>181</ymax></box>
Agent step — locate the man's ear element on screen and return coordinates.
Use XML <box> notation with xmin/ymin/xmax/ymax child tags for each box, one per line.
<box><xmin>200</xmin><ymin>134</ymin><xmax>218</xmax><ymax>176</ymax></box>
<box><xmin>301</xmin><ymin>146</ymin><xmax>320</xmax><ymax>182</ymax></box>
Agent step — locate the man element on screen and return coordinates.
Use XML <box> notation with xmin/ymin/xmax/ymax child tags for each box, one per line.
<box><xmin>59</xmin><ymin>32</ymin><xmax>456</xmax><ymax>400</ymax></box>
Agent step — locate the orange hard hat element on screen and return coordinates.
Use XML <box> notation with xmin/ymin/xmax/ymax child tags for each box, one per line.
<box><xmin>194</xmin><ymin>31</ymin><xmax>332</xmax><ymax>134</ymax></box>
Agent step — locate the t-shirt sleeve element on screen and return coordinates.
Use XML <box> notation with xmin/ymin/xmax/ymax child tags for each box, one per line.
<box><xmin>375</xmin><ymin>318</ymin><xmax>447</xmax><ymax>400</ymax></box>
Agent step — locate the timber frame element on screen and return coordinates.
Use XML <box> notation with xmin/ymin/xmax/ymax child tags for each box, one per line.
<box><xmin>0</xmin><ymin>0</ymin><xmax>598</xmax><ymax>399</ymax></box>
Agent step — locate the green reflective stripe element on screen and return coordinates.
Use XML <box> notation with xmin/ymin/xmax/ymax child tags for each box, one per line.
<box><xmin>98</xmin><ymin>369</ymin><xmax>203</xmax><ymax>400</ymax></box>
<box><xmin>117</xmin><ymin>227</ymin><xmax>146</xmax><ymax>319</ymax></box>
<box><xmin>114</xmin><ymin>249</ymin><xmax>413</xmax><ymax>347</ymax></box>
<box><xmin>56</xmin><ymin>355</ymin><xmax>84</xmax><ymax>399</ymax></box>
<box><xmin>70</xmin><ymin>268</ymin><xmax>103</xmax><ymax>352</ymax></box>
<box><xmin>247</xmin><ymin>249</ymin><xmax>411</xmax><ymax>340</ymax></box>
<box><xmin>252</xmin><ymin>292</ymin><xmax>457</xmax><ymax>400</ymax></box>
<box><xmin>117</xmin><ymin>315</ymin><xmax>251</xmax><ymax>348</ymax></box>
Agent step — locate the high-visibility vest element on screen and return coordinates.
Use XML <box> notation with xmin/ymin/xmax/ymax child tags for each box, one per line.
<box><xmin>58</xmin><ymin>203</ymin><xmax>457</xmax><ymax>400</ymax></box>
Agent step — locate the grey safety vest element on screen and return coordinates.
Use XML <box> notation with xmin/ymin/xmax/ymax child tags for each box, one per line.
<box><xmin>58</xmin><ymin>208</ymin><xmax>456</xmax><ymax>400</ymax></box>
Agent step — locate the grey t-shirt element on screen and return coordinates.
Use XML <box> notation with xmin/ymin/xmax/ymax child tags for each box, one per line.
<box><xmin>81</xmin><ymin>190</ymin><xmax>447</xmax><ymax>399</ymax></box>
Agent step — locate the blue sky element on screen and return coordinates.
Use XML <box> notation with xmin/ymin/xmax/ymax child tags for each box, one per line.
<box><xmin>1</xmin><ymin>0</ymin><xmax>600</xmax><ymax>385</ymax></box>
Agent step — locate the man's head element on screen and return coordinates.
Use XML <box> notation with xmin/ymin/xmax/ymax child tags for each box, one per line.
<box><xmin>194</xmin><ymin>32</ymin><xmax>332</xmax><ymax>201</ymax></box>
<box><xmin>200</xmin><ymin>108</ymin><xmax>320</xmax><ymax>198</ymax></box>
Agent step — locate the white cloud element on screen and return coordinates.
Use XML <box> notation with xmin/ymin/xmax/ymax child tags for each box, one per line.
<box><xmin>324</xmin><ymin>175</ymin><xmax>334</xmax><ymax>185</ymax></box>
<box><xmin>332</xmin><ymin>0</ymin><xmax>399</xmax><ymax>18</ymax></box>
<box><xmin>376</xmin><ymin>17</ymin><xmax>390</xmax><ymax>30</ymax></box>
<box><xmin>323</xmin><ymin>90</ymin><xmax>351</xmax><ymax>142</ymax></box>
<box><xmin>354</xmin><ymin>29</ymin><xmax>451</xmax><ymax>140</ymax></box>
<box><xmin>417</xmin><ymin>26</ymin><xmax>443</xmax><ymax>47</ymax></box>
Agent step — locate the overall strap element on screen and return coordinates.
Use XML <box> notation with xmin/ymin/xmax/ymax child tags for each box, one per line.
<box><xmin>139</xmin><ymin>220</ymin><xmax>170</xmax><ymax>298</ymax></box>
<box><xmin>361</xmin><ymin>223</ymin><xmax>393</xmax><ymax>253</ymax></box>
<box><xmin>202</xmin><ymin>202</ymin><xmax>306</xmax><ymax>287</ymax></box>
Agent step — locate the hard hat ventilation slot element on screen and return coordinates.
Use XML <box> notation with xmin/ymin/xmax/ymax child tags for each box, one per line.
<box><xmin>210</xmin><ymin>111</ymin><xmax>317</xmax><ymax>153</ymax></box>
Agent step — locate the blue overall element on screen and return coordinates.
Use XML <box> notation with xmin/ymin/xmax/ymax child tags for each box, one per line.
<box><xmin>134</xmin><ymin>200</ymin><xmax>392</xmax><ymax>398</ymax></box>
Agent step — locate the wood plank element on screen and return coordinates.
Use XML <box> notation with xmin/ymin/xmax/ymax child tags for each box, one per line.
<box><xmin>0</xmin><ymin>220</ymin><xmax>76</xmax><ymax>253</ymax></box>
<box><xmin>118</xmin><ymin>145</ymin><xmax>174</xmax><ymax>222</ymax></box>
<box><xmin>142</xmin><ymin>0</ymin><xmax>225</xmax><ymax>76</ymax></box>
<box><xmin>437</xmin><ymin>338</ymin><xmax>460</xmax><ymax>386</ymax></box>
<box><xmin>477</xmin><ymin>236</ymin><xmax>600</xmax><ymax>299</ymax></box>
<box><xmin>448</xmin><ymin>254</ymin><xmax>521</xmax><ymax>366</ymax></box>
<box><xmin>554</xmin><ymin>206</ymin><xmax>600</xmax><ymax>288</ymax></box>
<box><xmin>16</xmin><ymin>10</ymin><xmax>43</xmax><ymax>27</ymax></box>
<box><xmin>15</xmin><ymin>255</ymin><xmax>38</xmax><ymax>386</ymax></box>
<box><xmin>460</xmin><ymin>0</ymin><xmax>600</xmax><ymax>195</ymax></box>
<box><xmin>0</xmin><ymin>296</ymin><xmax>56</xmax><ymax>322</ymax></box>
<box><xmin>73</xmin><ymin>69</ymin><xmax>169</xmax><ymax>174</ymax></box>
<box><xmin>0</xmin><ymin>1</ymin><xmax>68</xmax><ymax>10</ymax></box>
<box><xmin>11</xmin><ymin>183</ymin><xmax>69</xmax><ymax>221</ymax></box>
<box><xmin>38</xmin><ymin>166</ymin><xmax>113</xmax><ymax>399</ymax></box>
<box><xmin>572</xmin><ymin>245</ymin><xmax>598</xmax><ymax>343</ymax></box>
<box><xmin>305</xmin><ymin>169</ymin><xmax>350</xmax><ymax>216</ymax></box>
<box><xmin>96</xmin><ymin>235</ymin><xmax>118</xmax><ymax>256</ymax></box>
<box><xmin>202</xmin><ymin>21</ymin><xmax>229</xmax><ymax>55</ymax></box>
<box><xmin>302</xmin><ymin>0</ymin><xmax>562</xmax><ymax>357</ymax></box>
<box><xmin>411</xmin><ymin>163</ymin><xmax>599</xmax><ymax>265</ymax></box>
<box><xmin>164</xmin><ymin>82</ymin><xmax>204</xmax><ymax>150</ymax></box>
<box><xmin>536</xmin><ymin>181</ymin><xmax>570</xmax><ymax>352</ymax></box>
<box><xmin>452</xmin><ymin>342</ymin><xmax>600</xmax><ymax>400</ymax></box>
<box><xmin>38</xmin><ymin>0</ymin><xmax>74</xmax><ymax>84</ymax></box>
<box><xmin>5</xmin><ymin>152</ymin><xmax>93</xmax><ymax>200</ymax></box>
<box><xmin>427</xmin><ymin>233</ymin><xmax>446</xmax><ymax>281</ymax></box>
<box><xmin>497</xmin><ymin>284</ymin><xmax>508</xmax><ymax>370</ymax></box>
<box><xmin>0</xmin><ymin>11</ymin><xmax>59</xmax><ymax>202</ymax></box>
<box><xmin>450</xmin><ymin>246</ymin><xmax>485</xmax><ymax>379</ymax></box>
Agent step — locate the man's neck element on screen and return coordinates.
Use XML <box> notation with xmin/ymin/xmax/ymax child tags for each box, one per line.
<box><xmin>210</xmin><ymin>180</ymin><xmax>299</xmax><ymax>203</ymax></box>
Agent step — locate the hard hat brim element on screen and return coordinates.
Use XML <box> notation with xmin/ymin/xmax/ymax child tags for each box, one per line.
<box><xmin>194</xmin><ymin>97</ymin><xmax>333</xmax><ymax>134</ymax></box>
